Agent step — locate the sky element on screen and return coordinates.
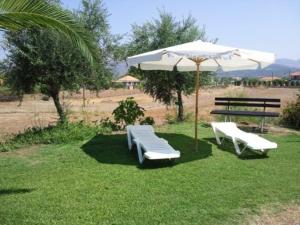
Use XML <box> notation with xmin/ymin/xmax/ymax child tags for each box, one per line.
<box><xmin>61</xmin><ymin>0</ymin><xmax>300</xmax><ymax>60</ymax></box>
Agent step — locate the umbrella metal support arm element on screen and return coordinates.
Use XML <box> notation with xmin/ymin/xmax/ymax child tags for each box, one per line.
<box><xmin>191</xmin><ymin>58</ymin><xmax>206</xmax><ymax>151</ymax></box>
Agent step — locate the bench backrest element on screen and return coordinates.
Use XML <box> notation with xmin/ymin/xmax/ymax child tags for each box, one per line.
<box><xmin>215</xmin><ymin>97</ymin><xmax>281</xmax><ymax>110</ymax></box>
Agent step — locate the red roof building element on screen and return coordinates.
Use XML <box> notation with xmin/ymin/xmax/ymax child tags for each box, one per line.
<box><xmin>291</xmin><ymin>71</ymin><xmax>300</xmax><ymax>80</ymax></box>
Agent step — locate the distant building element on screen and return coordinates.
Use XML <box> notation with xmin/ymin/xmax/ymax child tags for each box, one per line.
<box><xmin>259</xmin><ymin>76</ymin><xmax>281</xmax><ymax>82</ymax></box>
<box><xmin>113</xmin><ymin>74</ymin><xmax>141</xmax><ymax>90</ymax></box>
<box><xmin>231</xmin><ymin>76</ymin><xmax>242</xmax><ymax>81</ymax></box>
<box><xmin>290</xmin><ymin>71</ymin><xmax>300</xmax><ymax>80</ymax></box>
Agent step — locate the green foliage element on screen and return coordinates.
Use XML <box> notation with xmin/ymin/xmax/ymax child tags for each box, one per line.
<box><xmin>100</xmin><ymin>117</ymin><xmax>121</xmax><ymax>131</ymax></box>
<box><xmin>112</xmin><ymin>97</ymin><xmax>145</xmax><ymax>128</ymax></box>
<box><xmin>0</xmin><ymin>86</ymin><xmax>11</xmax><ymax>96</ymax></box>
<box><xmin>165</xmin><ymin>110</ymin><xmax>194</xmax><ymax>124</ymax></box>
<box><xmin>112</xmin><ymin>82</ymin><xmax>125</xmax><ymax>89</ymax></box>
<box><xmin>280</xmin><ymin>91</ymin><xmax>300</xmax><ymax>129</ymax></box>
<box><xmin>76</xmin><ymin>0</ymin><xmax>116</xmax><ymax>93</ymax></box>
<box><xmin>139</xmin><ymin>116</ymin><xmax>155</xmax><ymax>125</ymax></box>
<box><xmin>3</xmin><ymin>0</ymin><xmax>116</xmax><ymax>123</ymax></box>
<box><xmin>127</xmin><ymin>10</ymin><xmax>216</xmax><ymax>121</ymax></box>
<box><xmin>0</xmin><ymin>0</ymin><xmax>98</xmax><ymax>65</ymax></box>
<box><xmin>0</xmin><ymin>122</ymin><xmax>111</xmax><ymax>152</ymax></box>
<box><xmin>101</xmin><ymin>98</ymin><xmax>155</xmax><ymax>130</ymax></box>
<box><xmin>165</xmin><ymin>112</ymin><xmax>177</xmax><ymax>124</ymax></box>
<box><xmin>3</xmin><ymin>28</ymin><xmax>88</xmax><ymax>122</ymax></box>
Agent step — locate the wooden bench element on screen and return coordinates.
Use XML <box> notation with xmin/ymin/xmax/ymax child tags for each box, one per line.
<box><xmin>210</xmin><ymin>97</ymin><xmax>281</xmax><ymax>132</ymax></box>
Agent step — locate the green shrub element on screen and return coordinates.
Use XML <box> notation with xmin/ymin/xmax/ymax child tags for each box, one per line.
<box><xmin>0</xmin><ymin>122</ymin><xmax>111</xmax><ymax>152</ymax></box>
<box><xmin>280</xmin><ymin>91</ymin><xmax>300</xmax><ymax>129</ymax></box>
<box><xmin>165</xmin><ymin>111</ymin><xmax>193</xmax><ymax>124</ymax></box>
<box><xmin>41</xmin><ymin>95</ymin><xmax>50</xmax><ymax>101</ymax></box>
<box><xmin>165</xmin><ymin>112</ymin><xmax>177</xmax><ymax>124</ymax></box>
<box><xmin>100</xmin><ymin>117</ymin><xmax>120</xmax><ymax>131</ymax></box>
<box><xmin>112</xmin><ymin>97</ymin><xmax>145</xmax><ymax>128</ymax></box>
<box><xmin>140</xmin><ymin>116</ymin><xmax>155</xmax><ymax>125</ymax></box>
<box><xmin>100</xmin><ymin>97</ymin><xmax>155</xmax><ymax>130</ymax></box>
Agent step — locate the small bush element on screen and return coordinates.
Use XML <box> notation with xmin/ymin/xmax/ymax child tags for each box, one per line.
<box><xmin>140</xmin><ymin>116</ymin><xmax>155</xmax><ymax>125</ymax></box>
<box><xmin>41</xmin><ymin>95</ymin><xmax>50</xmax><ymax>101</ymax></box>
<box><xmin>100</xmin><ymin>117</ymin><xmax>120</xmax><ymax>131</ymax></box>
<box><xmin>280</xmin><ymin>92</ymin><xmax>300</xmax><ymax>129</ymax></box>
<box><xmin>100</xmin><ymin>97</ymin><xmax>155</xmax><ymax>130</ymax></box>
<box><xmin>165</xmin><ymin>112</ymin><xmax>177</xmax><ymax>124</ymax></box>
<box><xmin>112</xmin><ymin>97</ymin><xmax>145</xmax><ymax>129</ymax></box>
<box><xmin>0</xmin><ymin>122</ymin><xmax>111</xmax><ymax>152</ymax></box>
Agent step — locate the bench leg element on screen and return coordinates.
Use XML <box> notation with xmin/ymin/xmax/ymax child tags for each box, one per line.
<box><xmin>260</xmin><ymin>117</ymin><xmax>265</xmax><ymax>133</ymax></box>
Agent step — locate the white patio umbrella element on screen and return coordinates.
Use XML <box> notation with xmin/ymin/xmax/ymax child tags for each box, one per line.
<box><xmin>127</xmin><ymin>40</ymin><xmax>275</xmax><ymax>150</ymax></box>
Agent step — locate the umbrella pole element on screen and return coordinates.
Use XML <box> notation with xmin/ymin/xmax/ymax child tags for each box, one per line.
<box><xmin>194</xmin><ymin>61</ymin><xmax>201</xmax><ymax>151</ymax></box>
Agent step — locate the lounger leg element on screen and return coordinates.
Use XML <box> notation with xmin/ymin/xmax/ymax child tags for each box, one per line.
<box><xmin>135</xmin><ymin>142</ymin><xmax>145</xmax><ymax>164</ymax></box>
<box><xmin>232</xmin><ymin>138</ymin><xmax>242</xmax><ymax>155</ymax></box>
<box><xmin>127</xmin><ymin>131</ymin><xmax>132</xmax><ymax>151</ymax></box>
<box><xmin>212</xmin><ymin>126</ymin><xmax>222</xmax><ymax>145</ymax></box>
<box><xmin>261</xmin><ymin>149</ymin><xmax>269</xmax><ymax>156</ymax></box>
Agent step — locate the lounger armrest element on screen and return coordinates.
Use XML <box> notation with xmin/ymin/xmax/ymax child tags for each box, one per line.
<box><xmin>160</xmin><ymin>138</ymin><xmax>168</xmax><ymax>144</ymax></box>
<box><xmin>133</xmin><ymin>138</ymin><xmax>139</xmax><ymax>144</ymax></box>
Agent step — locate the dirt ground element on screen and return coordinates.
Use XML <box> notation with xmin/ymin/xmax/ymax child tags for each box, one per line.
<box><xmin>247</xmin><ymin>203</ymin><xmax>300</xmax><ymax>225</ymax></box>
<box><xmin>0</xmin><ymin>86</ymin><xmax>298</xmax><ymax>139</ymax></box>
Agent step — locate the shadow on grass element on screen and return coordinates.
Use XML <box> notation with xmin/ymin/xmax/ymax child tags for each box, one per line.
<box><xmin>204</xmin><ymin>137</ymin><xmax>269</xmax><ymax>160</ymax></box>
<box><xmin>81</xmin><ymin>133</ymin><xmax>212</xmax><ymax>168</ymax></box>
<box><xmin>0</xmin><ymin>188</ymin><xmax>34</xmax><ymax>196</ymax></box>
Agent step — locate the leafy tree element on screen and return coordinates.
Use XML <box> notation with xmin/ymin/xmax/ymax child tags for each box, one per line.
<box><xmin>77</xmin><ymin>0</ymin><xmax>112</xmax><ymax>95</ymax></box>
<box><xmin>0</xmin><ymin>0</ymin><xmax>98</xmax><ymax>65</ymax></box>
<box><xmin>3</xmin><ymin>28</ymin><xmax>88</xmax><ymax>122</ymax></box>
<box><xmin>127</xmin><ymin>11</ymin><xmax>215</xmax><ymax>121</ymax></box>
<box><xmin>76</xmin><ymin>0</ymin><xmax>124</xmax><ymax>97</ymax></box>
<box><xmin>3</xmin><ymin>0</ymin><xmax>118</xmax><ymax>122</ymax></box>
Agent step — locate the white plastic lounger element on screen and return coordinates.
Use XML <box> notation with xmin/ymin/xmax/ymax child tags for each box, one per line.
<box><xmin>126</xmin><ymin>125</ymin><xmax>180</xmax><ymax>164</ymax></box>
<box><xmin>211</xmin><ymin>122</ymin><xmax>277</xmax><ymax>155</ymax></box>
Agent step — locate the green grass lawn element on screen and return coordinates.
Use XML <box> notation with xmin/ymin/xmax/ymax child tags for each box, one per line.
<box><xmin>0</xmin><ymin>123</ymin><xmax>299</xmax><ymax>225</ymax></box>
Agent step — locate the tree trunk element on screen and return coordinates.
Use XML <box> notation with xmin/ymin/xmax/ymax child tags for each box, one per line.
<box><xmin>51</xmin><ymin>91</ymin><xmax>66</xmax><ymax>123</ymax></box>
<box><xmin>177</xmin><ymin>90</ymin><xmax>184</xmax><ymax>122</ymax></box>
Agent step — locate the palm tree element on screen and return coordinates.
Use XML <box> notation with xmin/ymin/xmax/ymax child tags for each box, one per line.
<box><xmin>0</xmin><ymin>0</ymin><xmax>98</xmax><ymax>65</ymax></box>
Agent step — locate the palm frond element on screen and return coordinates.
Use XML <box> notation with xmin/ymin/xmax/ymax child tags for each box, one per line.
<box><xmin>0</xmin><ymin>0</ymin><xmax>98</xmax><ymax>65</ymax></box>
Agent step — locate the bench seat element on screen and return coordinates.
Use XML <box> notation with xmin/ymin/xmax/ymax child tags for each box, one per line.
<box><xmin>211</xmin><ymin>110</ymin><xmax>279</xmax><ymax>117</ymax></box>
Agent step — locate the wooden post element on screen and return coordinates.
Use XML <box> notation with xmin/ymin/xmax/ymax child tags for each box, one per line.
<box><xmin>194</xmin><ymin>61</ymin><xmax>201</xmax><ymax>151</ymax></box>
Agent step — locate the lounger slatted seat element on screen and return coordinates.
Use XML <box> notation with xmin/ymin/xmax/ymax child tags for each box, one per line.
<box><xmin>126</xmin><ymin>125</ymin><xmax>180</xmax><ymax>164</ymax></box>
<box><xmin>211</xmin><ymin>122</ymin><xmax>277</xmax><ymax>155</ymax></box>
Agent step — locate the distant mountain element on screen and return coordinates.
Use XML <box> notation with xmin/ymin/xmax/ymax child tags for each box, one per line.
<box><xmin>218</xmin><ymin>58</ymin><xmax>300</xmax><ymax>78</ymax></box>
<box><xmin>275</xmin><ymin>58</ymin><xmax>300</xmax><ymax>68</ymax></box>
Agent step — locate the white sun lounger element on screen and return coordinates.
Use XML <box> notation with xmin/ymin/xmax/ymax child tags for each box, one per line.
<box><xmin>211</xmin><ymin>122</ymin><xmax>277</xmax><ymax>155</ymax></box>
<box><xmin>126</xmin><ymin>125</ymin><xmax>180</xmax><ymax>164</ymax></box>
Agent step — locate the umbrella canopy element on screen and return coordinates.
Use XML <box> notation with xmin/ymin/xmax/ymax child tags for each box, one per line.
<box><xmin>127</xmin><ymin>40</ymin><xmax>275</xmax><ymax>72</ymax></box>
<box><xmin>127</xmin><ymin>40</ymin><xmax>275</xmax><ymax>150</ymax></box>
